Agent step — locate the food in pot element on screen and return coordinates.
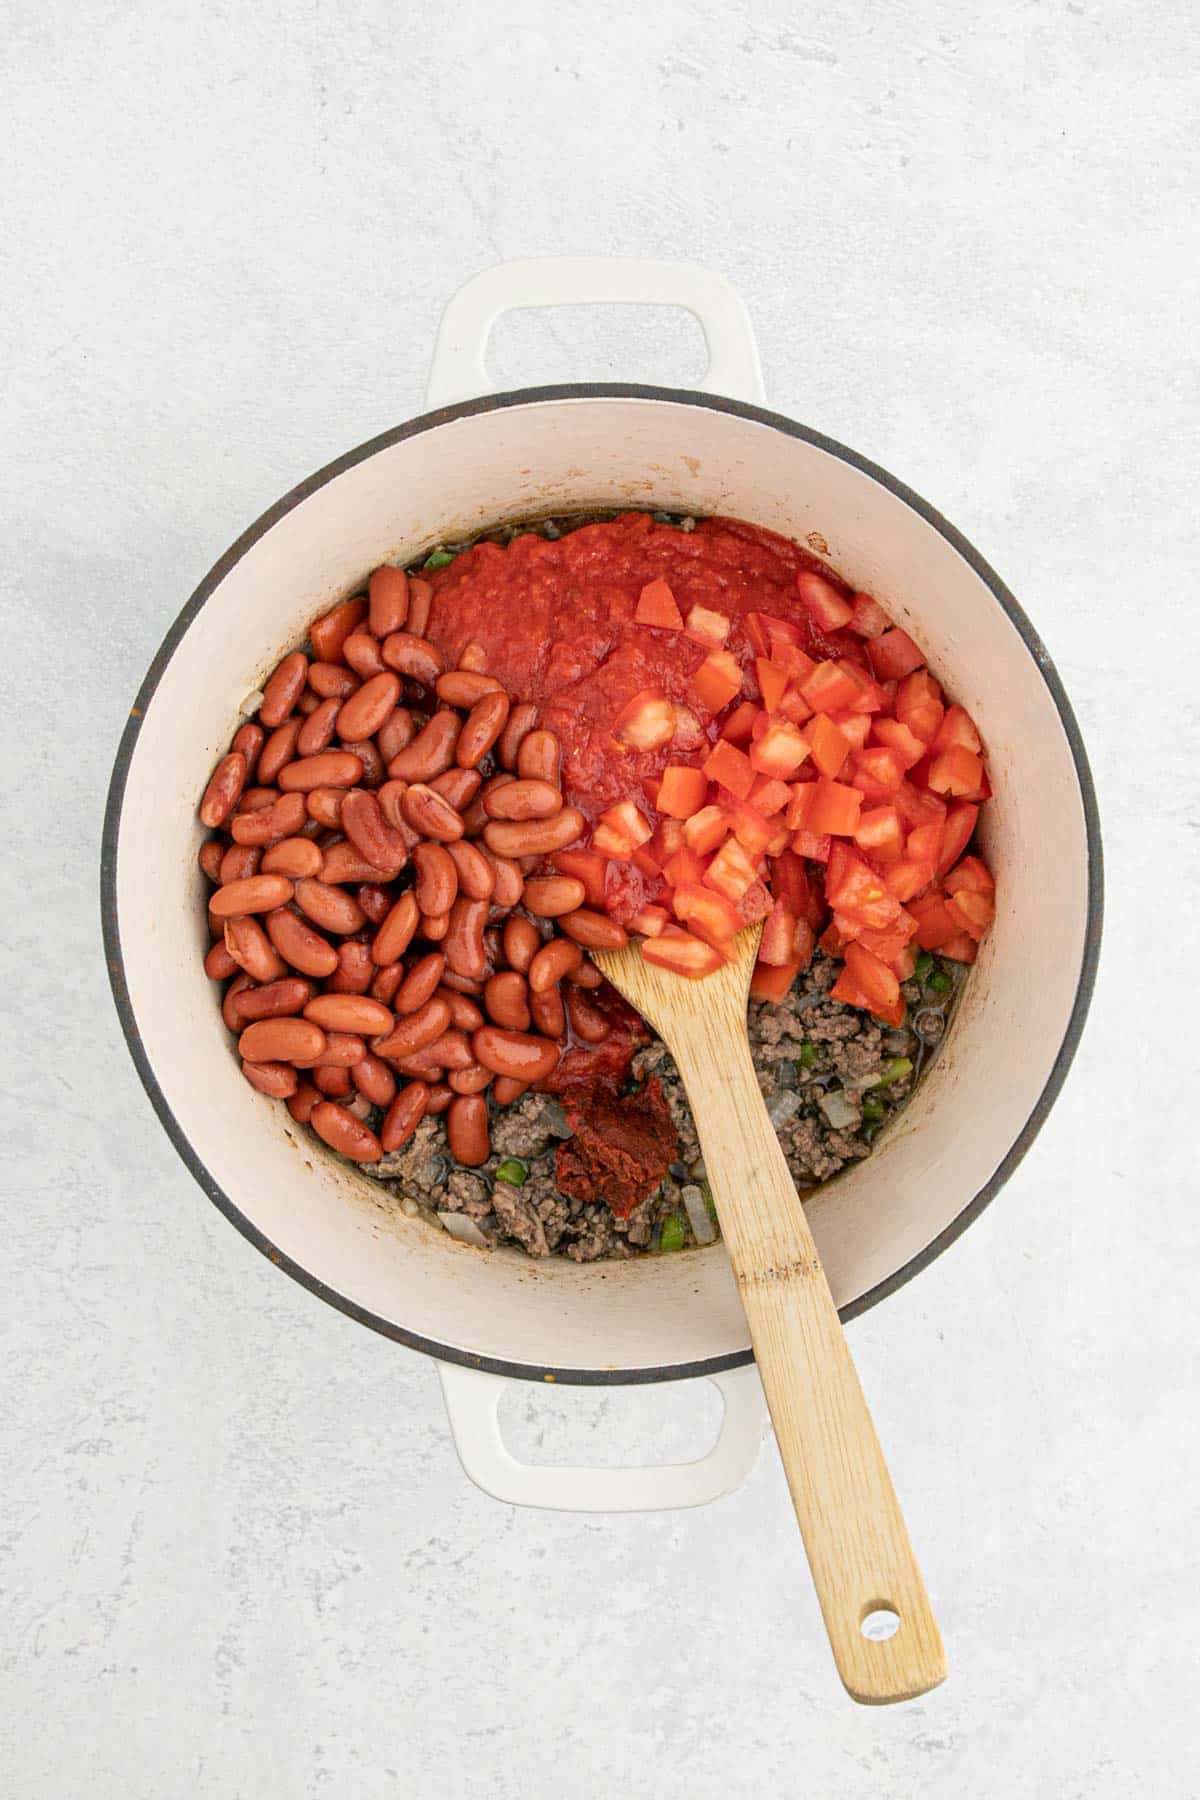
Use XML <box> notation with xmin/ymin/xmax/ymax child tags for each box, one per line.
<box><xmin>196</xmin><ymin>511</ymin><xmax>993</xmax><ymax>1258</ymax></box>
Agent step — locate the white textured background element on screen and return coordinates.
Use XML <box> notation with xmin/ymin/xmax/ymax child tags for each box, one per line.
<box><xmin>3</xmin><ymin>2</ymin><xmax>1197</xmax><ymax>1794</ymax></box>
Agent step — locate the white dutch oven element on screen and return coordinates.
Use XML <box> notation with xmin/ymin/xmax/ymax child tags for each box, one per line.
<box><xmin>103</xmin><ymin>260</ymin><xmax>1101</xmax><ymax>1512</ymax></box>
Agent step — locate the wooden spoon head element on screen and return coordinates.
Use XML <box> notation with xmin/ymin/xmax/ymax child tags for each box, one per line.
<box><xmin>591</xmin><ymin>922</ymin><xmax>763</xmax><ymax>1052</ymax></box>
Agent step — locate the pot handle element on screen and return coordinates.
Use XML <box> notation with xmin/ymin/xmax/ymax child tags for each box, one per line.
<box><xmin>425</xmin><ymin>257</ymin><xmax>766</xmax><ymax>409</ymax></box>
<box><xmin>437</xmin><ymin>1360</ymin><xmax>767</xmax><ymax>1512</ymax></box>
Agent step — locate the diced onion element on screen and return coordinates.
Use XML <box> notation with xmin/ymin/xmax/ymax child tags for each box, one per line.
<box><xmin>438</xmin><ymin>1212</ymin><xmax>491</xmax><ymax>1249</ymax></box>
<box><xmin>681</xmin><ymin>1184</ymin><xmax>717</xmax><ymax>1246</ymax></box>
<box><xmin>818</xmin><ymin>1089</ymin><xmax>860</xmax><ymax>1131</ymax></box>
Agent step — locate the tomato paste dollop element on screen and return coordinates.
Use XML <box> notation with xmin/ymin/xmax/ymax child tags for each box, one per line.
<box><xmin>554</xmin><ymin>1078</ymin><xmax>679</xmax><ymax>1220</ymax></box>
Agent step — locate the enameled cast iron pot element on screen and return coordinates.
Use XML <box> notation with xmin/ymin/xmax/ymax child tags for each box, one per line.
<box><xmin>103</xmin><ymin>260</ymin><xmax>1102</xmax><ymax>1511</ymax></box>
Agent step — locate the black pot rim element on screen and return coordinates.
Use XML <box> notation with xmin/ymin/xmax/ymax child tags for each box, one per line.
<box><xmin>101</xmin><ymin>382</ymin><xmax>1104</xmax><ymax>1386</ymax></box>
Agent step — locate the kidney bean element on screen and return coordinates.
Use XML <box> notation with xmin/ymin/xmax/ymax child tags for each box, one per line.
<box><xmin>354</xmin><ymin>883</ymin><xmax>392</xmax><ymax>926</ymax></box>
<box><xmin>316</xmin><ymin>841</ymin><xmax>390</xmax><ymax>886</ymax></box>
<box><xmin>343</xmin><ymin>630</ymin><xmax>385</xmax><ymax>679</ymax></box>
<box><xmin>313</xmin><ymin>1064</ymin><xmax>354</xmax><ymax>1098</ymax></box>
<box><xmin>421</xmin><ymin>1028</ymin><xmax>475</xmax><ymax>1072</ymax></box>
<box><xmin>499</xmin><ymin>915</ymin><xmax>539</xmax><ymax>973</ymax></box>
<box><xmin>260</xmin><ymin>651</ymin><xmax>309</xmax><ymax>728</ymax></box>
<box><xmin>421</xmin><ymin>909</ymin><xmax>450</xmax><ymax>941</ymax></box>
<box><xmin>422</xmin><ymin>1081</ymin><xmax>451</xmax><ymax>1115</ymax></box>
<box><xmin>483</xmin><ymin>778</ymin><xmax>561</xmax><ymax>822</ymax></box>
<box><xmin>304</xmin><ymin>993</ymin><xmax>393</xmax><ymax>1035</ymax></box>
<box><xmin>231</xmin><ymin>791</ymin><xmax>308</xmax><ymax>847</ymax></box>
<box><xmin>198</xmin><ymin>840</ymin><xmax>225</xmax><ymax>883</ymax></box>
<box><xmin>239</xmin><ymin>1016</ymin><xmax>326</xmax><ymax>1064</ymax></box>
<box><xmin>447</xmin><ymin>1094</ymin><xmax>490</xmax><ymax>1166</ymax></box>
<box><xmin>287</xmin><ymin>1079</ymin><xmax>322</xmax><ymax>1124</ymax></box>
<box><xmin>341</xmin><ymin>738</ymin><xmax>386</xmax><ymax>789</ymax></box>
<box><xmin>296</xmin><ymin>690</ymin><xmax>320</xmax><ymax>716</ymax></box>
<box><xmin>449</xmin><ymin>1063</ymin><xmax>492</xmax><ymax>1096</ymax></box>
<box><xmin>308</xmin><ymin>661</ymin><xmax>361</xmax><ymax>700</ymax></box>
<box><xmin>404</xmin><ymin>578</ymin><xmax>432</xmax><ymax>636</ymax></box>
<box><xmin>380</xmin><ymin>1079</ymin><xmax>430</xmax><ymax>1151</ymax></box>
<box><xmin>261</xmin><ymin>836</ymin><xmax>323</xmax><ymax>879</ymax></box>
<box><xmin>327</xmin><ymin>938</ymin><xmax>375</xmax><ymax>994</ymax></box>
<box><xmin>336</xmin><ymin>672</ymin><xmax>400</xmax><ymax>745</ymax></box>
<box><xmin>224</xmin><ymin>915</ymin><xmax>287</xmax><ymax>983</ymax></box>
<box><xmin>495</xmin><ymin>703</ymin><xmax>535</xmax><ymax>770</ymax></box>
<box><xmin>430</xmin><ymin>767</ymin><xmax>482</xmax><ymax>811</ymax></box>
<box><xmin>222</xmin><ymin>972</ymin><xmax>256</xmax><ymax>1032</ymax></box>
<box><xmin>567</xmin><ymin>984</ymin><xmax>614</xmax><ymax>1044</ymax></box>
<box><xmin>381</xmin><ymin>631</ymin><xmax>445</xmax><ymax>688</ymax></box>
<box><xmin>219</xmin><ymin>843</ymin><xmax>262</xmax><ymax>884</ymax></box>
<box><xmin>312</xmin><ymin>1032</ymin><xmax>368</xmax><ymax>1068</ymax></box>
<box><xmin>293</xmin><ymin>877</ymin><xmax>366</xmax><ymax>935</ymax></box>
<box><xmin>438</xmin><ymin>970</ymin><xmax>484</xmax><ymax>997</ymax></box>
<box><xmin>438</xmin><ymin>988</ymin><xmax>485</xmax><ymax>1032</ymax></box>
<box><xmin>484</xmin><ymin>971</ymin><xmax>531</xmax><ymax>1032</ymax></box>
<box><xmin>373</xmin><ymin>995</ymin><xmax>452</xmax><ymax>1062</ymax></box>
<box><xmin>483</xmin><ymin>809</ymin><xmax>584</xmax><ymax>859</ymax></box>
<box><xmin>471</xmin><ymin>1026</ymin><xmax>560</xmax><ymax>1084</ymax></box>
<box><xmin>369</xmin><ymin>892</ymin><xmax>418</xmax><ymax>968</ymax></box>
<box><xmin>401</xmin><ymin>784</ymin><xmax>463</xmax><ymax>842</ymax></box>
<box><xmin>279</xmin><ymin>750</ymin><xmax>364</xmax><ymax>793</ymax></box>
<box><xmin>236</xmin><ymin>976</ymin><xmax>314</xmax><ymax>1022</ymax></box>
<box><xmin>210</xmin><ymin>874</ymin><xmax>294</xmax><ymax>918</ymax></box>
<box><xmin>232</xmin><ymin>721</ymin><xmax>265</xmax><ymax>780</ymax></box>
<box><xmin>442</xmin><ymin>896</ymin><xmax>488</xmax><ymax>979</ymax></box>
<box><xmin>351</xmin><ymin>1052</ymin><xmax>396</xmax><ymax>1107</ymax></box>
<box><xmin>567</xmin><ymin>959</ymin><xmax>603</xmax><ymax>989</ymax></box>
<box><xmin>558</xmin><ymin>908</ymin><xmax>629</xmax><ymax>950</ymax></box>
<box><xmin>236</xmin><ymin>786</ymin><xmax>279</xmax><ymax>814</ymax></box>
<box><xmin>309</xmin><ymin>596</ymin><xmax>367</xmax><ymax>663</ymax></box>
<box><xmin>445</xmin><ymin>838</ymin><xmax>495</xmax><ymax>902</ymax></box>
<box><xmin>369</xmin><ymin>961</ymin><xmax>405</xmax><ymax>1004</ymax></box>
<box><xmin>242</xmin><ymin>1059</ymin><xmax>299</xmax><ymax>1099</ymax></box>
<box><xmin>204</xmin><ymin>939</ymin><xmax>239</xmax><ymax>980</ymax></box>
<box><xmin>457</xmin><ymin>641</ymin><xmax>490</xmax><ymax>673</ymax></box>
<box><xmin>305</xmin><ymin>787</ymin><xmax>345</xmax><ymax>828</ymax></box>
<box><xmin>368</xmin><ymin>565</ymin><xmax>409</xmax><ymax>637</ymax></box>
<box><xmin>413</xmin><ymin>842</ymin><xmax>458</xmax><ymax>916</ymax></box>
<box><xmin>436</xmin><ymin>669</ymin><xmax>503</xmax><ymax>708</ymax></box>
<box><xmin>310</xmin><ymin>1100</ymin><xmax>382</xmax><ymax>1163</ymax></box>
<box><xmin>529</xmin><ymin>984</ymin><xmax>566</xmax><ymax>1040</ymax></box>
<box><xmin>199</xmin><ymin>751</ymin><xmax>247</xmax><ymax>828</ymax></box>
<box><xmin>386</xmin><ymin>710</ymin><xmax>460</xmax><ymax>782</ymax></box>
<box><xmin>375</xmin><ymin>780</ymin><xmax>418</xmax><ymax>845</ymax></box>
<box><xmin>374</xmin><ymin>711</ymin><xmax>413</xmax><ymax>768</ymax></box>
<box><xmin>339</xmin><ymin>788</ymin><xmax>409</xmax><ymax>872</ymax></box>
<box><xmin>296</xmin><ymin>696</ymin><xmax>340</xmax><ymax>757</ymax></box>
<box><xmin>528</xmin><ymin>937</ymin><xmax>584</xmax><ymax>993</ymax></box>
<box><xmin>521</xmin><ymin>875</ymin><xmax>586</xmax><ymax>918</ymax></box>
<box><xmin>492</xmin><ymin>1075</ymin><xmax>529</xmax><ymax>1106</ymax></box>
<box><xmin>516</xmin><ymin>729</ymin><xmax>561</xmax><ymax>784</ymax></box>
<box><xmin>264</xmin><ymin>907</ymin><xmax>338</xmax><ymax>979</ymax></box>
<box><xmin>455</xmin><ymin>690</ymin><xmax>511</xmax><ymax>769</ymax></box>
<box><xmin>255</xmin><ymin>719</ymin><xmax>300</xmax><ymax>786</ymax></box>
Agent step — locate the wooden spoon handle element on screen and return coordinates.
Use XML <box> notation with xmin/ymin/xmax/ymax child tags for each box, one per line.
<box><xmin>675</xmin><ymin>1032</ymin><xmax>946</xmax><ymax>1704</ymax></box>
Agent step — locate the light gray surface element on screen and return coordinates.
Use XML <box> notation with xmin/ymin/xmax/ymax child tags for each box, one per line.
<box><xmin>2</xmin><ymin>1</ymin><xmax>1196</xmax><ymax>1794</ymax></box>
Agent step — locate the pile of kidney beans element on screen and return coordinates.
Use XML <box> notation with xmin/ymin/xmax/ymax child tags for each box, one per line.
<box><xmin>197</xmin><ymin>566</ymin><xmax>627</xmax><ymax>1168</ymax></box>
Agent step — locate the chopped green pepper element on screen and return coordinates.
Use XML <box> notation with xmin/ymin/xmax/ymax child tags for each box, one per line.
<box><xmin>862</xmin><ymin>1094</ymin><xmax>886</xmax><ymax>1123</ymax></box>
<box><xmin>701</xmin><ymin>1180</ymin><xmax>717</xmax><ymax>1221</ymax></box>
<box><xmin>493</xmin><ymin>1157</ymin><xmax>528</xmax><ymax>1187</ymax></box>
<box><xmin>659</xmin><ymin>1214</ymin><xmax>687</xmax><ymax>1252</ymax></box>
<box><xmin>423</xmin><ymin>548</ymin><xmax>456</xmax><ymax>569</ymax></box>
<box><xmin>871</xmin><ymin>1056</ymin><xmax>913</xmax><ymax>1089</ymax></box>
<box><xmin>797</xmin><ymin>1042</ymin><xmax>819</xmax><ymax>1070</ymax></box>
<box><xmin>914</xmin><ymin>949</ymin><xmax>934</xmax><ymax>983</ymax></box>
<box><xmin>927</xmin><ymin>965</ymin><xmax>953</xmax><ymax>995</ymax></box>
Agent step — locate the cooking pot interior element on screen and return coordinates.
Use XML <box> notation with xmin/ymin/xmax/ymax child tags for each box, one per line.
<box><xmin>110</xmin><ymin>391</ymin><xmax>1093</xmax><ymax>1378</ymax></box>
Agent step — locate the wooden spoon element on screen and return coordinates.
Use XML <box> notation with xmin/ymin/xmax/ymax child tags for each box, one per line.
<box><xmin>592</xmin><ymin>923</ymin><xmax>946</xmax><ymax>1704</ymax></box>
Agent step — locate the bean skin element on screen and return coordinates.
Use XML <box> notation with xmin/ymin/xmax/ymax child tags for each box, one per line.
<box><xmin>421</xmin><ymin>909</ymin><xmax>449</xmax><ymax>942</ymax></box>
<box><xmin>305</xmin><ymin>787</ymin><xmax>345</xmax><ymax>829</ymax></box>
<box><xmin>557</xmin><ymin>908</ymin><xmax>629</xmax><ymax>950</ymax></box>
<box><xmin>449</xmin><ymin>1063</ymin><xmax>492</xmax><ymax>1096</ymax></box>
<box><xmin>481</xmin><ymin>849</ymin><xmax>524</xmax><ymax>908</ymax></box>
<box><xmin>436</xmin><ymin>669</ymin><xmax>503</xmax><ymax>707</ymax></box>
<box><xmin>304</xmin><ymin>993</ymin><xmax>394</xmax><ymax>1035</ymax></box>
<box><xmin>471</xmin><ymin>1026</ymin><xmax>560</xmax><ymax>1083</ymax></box>
<box><xmin>279</xmin><ymin>751</ymin><xmax>364</xmax><ymax>793</ymax></box>
<box><xmin>311</xmin><ymin>1031</ymin><xmax>368</xmax><ymax>1068</ymax></box>
<box><xmin>258</xmin><ymin>719</ymin><xmax>303</xmax><ymax>785</ymax></box>
<box><xmin>565</xmin><ymin>984</ymin><xmax>612</xmax><ymax>1043</ymax></box>
<box><xmin>339</xmin><ymin>737</ymin><xmax>386</xmax><ymax>789</ymax></box>
<box><xmin>500</xmin><ymin>915</ymin><xmax>541</xmax><ymax>973</ymax></box>
<box><xmin>222</xmin><ymin>972</ymin><xmax>256</xmax><ymax>1033</ymax></box>
<box><xmin>223</xmin><ymin>916</ymin><xmax>287</xmax><ymax>983</ymax></box>
<box><xmin>484</xmin><ymin>971</ymin><xmax>531</xmax><ymax>1032</ymax></box>
<box><xmin>230</xmin><ymin>791</ymin><xmax>308</xmax><ymax>846</ymax></box>
<box><xmin>352</xmin><ymin>1052</ymin><xmax>396</xmax><ymax>1107</ymax></box>
<box><xmin>261</xmin><ymin>836</ymin><xmax>324</xmax><ymax>879</ymax></box>
<box><xmin>482</xmin><ymin>808</ymin><xmax>585</xmax><ymax>858</ymax></box>
<box><xmin>239</xmin><ymin>1016</ymin><xmax>326</xmax><ymax>1064</ymax></box>
<box><xmin>219</xmin><ymin>843</ymin><xmax>261</xmax><ymax>885</ymax></box>
<box><xmin>444</xmin><ymin>897</ymin><xmax>489</xmax><ymax>979</ymax></box>
<box><xmin>293</xmin><ymin>878</ymin><xmax>366</xmax><ymax>935</ymax></box>
<box><xmin>445</xmin><ymin>838</ymin><xmax>495</xmax><ymax>900</ymax></box>
<box><xmin>342</xmin><ymin>630</ymin><xmax>385</xmax><ymax>679</ymax></box>
<box><xmin>313</xmin><ymin>1064</ymin><xmax>353</xmax><ymax>1097</ymax></box>
<box><xmin>413</xmin><ymin>842</ymin><xmax>458</xmax><ymax>916</ymax></box>
<box><xmin>372</xmin><ymin>996</ymin><xmax>452</xmax><ymax>1062</ymax></box>
<box><xmin>483</xmin><ymin>779</ymin><xmax>562</xmax><ymax>823</ymax></box>
<box><xmin>447</xmin><ymin>1094</ymin><xmax>490</xmax><ymax>1166</ymax></box>
<box><xmin>529</xmin><ymin>984</ymin><xmax>566</xmax><ymax>1040</ymax></box>
<box><xmin>296</xmin><ymin>695</ymin><xmax>341</xmax><ymax>756</ymax></box>
<box><xmin>381</xmin><ymin>631</ymin><xmax>445</xmax><ymax>688</ymax></box>
<box><xmin>204</xmin><ymin>939</ymin><xmax>239</xmax><ymax>980</ymax></box>
<box><xmin>380</xmin><ymin>1080</ymin><xmax>430</xmax><ymax>1151</ymax></box>
<box><xmin>386</xmin><ymin>710</ymin><xmax>460</xmax><ymax>783</ymax></box>
<box><xmin>492</xmin><ymin>1076</ymin><xmax>529</xmax><ymax>1106</ymax></box>
<box><xmin>337</xmin><ymin>670</ymin><xmax>401</xmax><ymax>741</ymax></box>
<box><xmin>242</xmin><ymin>1059</ymin><xmax>299</xmax><ymax>1099</ymax></box>
<box><xmin>369</xmin><ymin>961</ymin><xmax>405</xmax><ymax>1004</ymax></box>
<box><xmin>296</xmin><ymin>689</ymin><xmax>321</xmax><ymax>716</ymax></box>
<box><xmin>198</xmin><ymin>839</ymin><xmax>225</xmax><ymax>883</ymax></box>
<box><xmin>430</xmin><ymin>767</ymin><xmax>482</xmax><ymax>811</ymax></box>
<box><xmin>265</xmin><ymin>907</ymin><xmax>339</xmax><ymax>978</ymax></box>
<box><xmin>341</xmin><ymin>788</ymin><xmax>410</xmax><ymax>871</ymax></box>
<box><xmin>497</xmin><ymin>702</ymin><xmax>538</xmax><ymax>769</ymax></box>
<box><xmin>567</xmin><ymin>960</ymin><xmax>603</xmax><ymax>988</ymax></box>
<box><xmin>438</xmin><ymin>988</ymin><xmax>485</xmax><ymax>1032</ymax></box>
<box><xmin>372</xmin><ymin>892</ymin><xmax>420</xmax><ymax>966</ymax></box>
<box><xmin>402</xmin><ymin>784</ymin><xmax>464</xmax><ymax>842</ymax></box>
<box><xmin>406</xmin><ymin>578</ymin><xmax>434</xmax><ymax>637</ymax></box>
<box><xmin>516</xmin><ymin>729</ymin><xmax>561</xmax><ymax>784</ymax></box>
<box><xmin>438</xmin><ymin>970</ymin><xmax>484</xmax><ymax>996</ymax></box>
<box><xmin>236</xmin><ymin>976</ymin><xmax>314</xmax><ymax>1022</ymax></box>
<box><xmin>199</xmin><ymin>751</ymin><xmax>247</xmax><ymax>828</ymax></box>
<box><xmin>521</xmin><ymin>876</ymin><xmax>587</xmax><ymax>918</ymax></box>
<box><xmin>287</xmin><ymin>1079</ymin><xmax>322</xmax><ymax>1123</ymax></box>
<box><xmin>355</xmin><ymin>882</ymin><xmax>393</xmax><ymax>925</ymax></box>
<box><xmin>457</xmin><ymin>691</ymin><xmax>513</xmax><ymax>770</ymax></box>
<box><xmin>260</xmin><ymin>651</ymin><xmax>309</xmax><ymax>728</ymax></box>
<box><xmin>369</xmin><ymin>565</ymin><xmax>410</xmax><ymax>637</ymax></box>
<box><xmin>309</xmin><ymin>596</ymin><xmax>367</xmax><ymax>663</ymax></box>
<box><xmin>209</xmin><ymin>874</ymin><xmax>294</xmax><ymax>918</ymax></box>
<box><xmin>320</xmin><ymin>840</ymin><xmax>396</xmax><ymax>886</ymax></box>
<box><xmin>308</xmin><ymin>661</ymin><xmax>360</xmax><ymax>700</ymax></box>
<box><xmin>528</xmin><ymin>937</ymin><xmax>583</xmax><ymax>993</ymax></box>
<box><xmin>376</xmin><ymin>708</ymin><xmax>416</xmax><ymax>764</ymax></box>
<box><xmin>326</xmin><ymin>938</ymin><xmax>375</xmax><ymax>994</ymax></box>
<box><xmin>309</xmin><ymin>1101</ymin><xmax>382</xmax><ymax>1163</ymax></box>
<box><xmin>231</xmin><ymin>722</ymin><xmax>265</xmax><ymax>781</ymax></box>
<box><xmin>420</xmin><ymin>1028</ymin><xmax>475</xmax><ymax>1071</ymax></box>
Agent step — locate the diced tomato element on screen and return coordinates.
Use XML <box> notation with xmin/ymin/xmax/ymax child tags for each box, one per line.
<box><xmin>670</xmin><ymin>705</ymin><xmax>705</xmax><ymax>751</ymax></box>
<box><xmin>747</xmin><ymin>774</ymin><xmax>791</xmax><ymax>816</ymax></box>
<box><xmin>907</xmin><ymin>888</ymin><xmax>959</xmax><ymax>950</ymax></box>
<box><xmin>663</xmin><ymin>845</ymin><xmax>710</xmax><ymax>890</ymax></box>
<box><xmin>946</xmin><ymin>886</ymin><xmax>994</xmax><ymax>940</ymax></box>
<box><xmin>647</xmin><ymin>818</ymin><xmax>684</xmax><ymax>868</ymax></box>
<box><xmin>692</xmin><ymin>649</ymin><xmax>743</xmax><ymax>713</ymax></box>
<box><xmin>631</xmin><ymin>846</ymin><xmax>661</xmax><ymax>880</ymax></box>
<box><xmin>839</xmin><ymin>663</ymin><xmax>887</xmax><ymax>714</ymax></box>
<box><xmin>894</xmin><ymin>779</ymin><xmax>947</xmax><ymax>832</ymax></box>
<box><xmin>848</xmin><ymin>592</ymin><xmax>891</xmax><ymax>638</ymax></box>
<box><xmin>748</xmin><ymin>718</ymin><xmax>810</xmax><ymax>779</ymax></box>
<box><xmin>939</xmin><ymin>929</ymin><xmax>979</xmax><ymax>964</ymax></box>
<box><xmin>791</xmin><ymin>829</ymin><xmax>830</xmax><ymax>863</ymax></box>
<box><xmin>830</xmin><ymin>709</ymin><xmax>872</xmax><ymax>749</ymax></box>
<box><xmin>944</xmin><ymin>853</ymin><xmax>994</xmax><ymax>897</ymax></box>
<box><xmin>929</xmin><ymin>745</ymin><xmax>984</xmax><ymax>796</ymax></box>
<box><xmin>896</xmin><ymin>670</ymin><xmax>944</xmax><ymax>745</ymax></box>
<box><xmin>843</xmin><ymin>940</ymin><xmax>901</xmax><ymax>1013</ymax></box>
<box><xmin>825</xmin><ymin>842</ymin><xmax>905</xmax><ymax>932</ymax></box>
<box><xmin>750</xmin><ymin>709</ymin><xmax>771</xmax><ymax>740</ymax></box>
<box><xmin>634</xmin><ymin>578</ymin><xmax>684</xmax><ymax>630</ymax></box>
<box><xmin>868</xmin><ymin>627</ymin><xmax>925</xmax><ymax>681</ymax></box>
<box><xmin>657</xmin><ymin>765</ymin><xmax>709</xmax><ymax>819</ymax></box>
<box><xmin>727</xmin><ymin>801</ymin><xmax>776</xmax><ymax>857</ymax></box>
<box><xmin>849</xmin><ymin>746</ymin><xmax>904</xmax><ymax>800</ymax></box>
<box><xmin>870</xmin><ymin>716</ymin><xmax>927</xmax><ymax>770</ymax></box>
<box><xmin>684</xmin><ymin>604</ymin><xmax>731</xmax><ymax>649</ymax></box>
<box><xmin>721</xmin><ymin>701</ymin><xmax>760</xmax><ymax>744</ymax></box>
<box><xmin>682</xmin><ymin>803</ymin><xmax>731</xmax><ymax>855</ymax></box>
<box><xmin>749</xmin><ymin>956</ymin><xmax>802</xmax><ymax>1002</ymax></box>
<box><xmin>932</xmin><ymin>703</ymin><xmax>982</xmax><ymax>755</ymax></box>
<box><xmin>778</xmin><ymin>683</ymin><xmax>815</xmax><ymax>725</ymax></box>
<box><xmin>705</xmin><ymin>836</ymin><xmax>760</xmax><ymax>902</ymax></box>
<box><xmin>553</xmin><ymin>850</ymin><xmax>608</xmax><ymax>908</ymax></box>
<box><xmin>785</xmin><ymin>780</ymin><xmax>814</xmax><ymax>829</ymax></box>
<box><xmin>592</xmin><ymin>798</ymin><xmax>653</xmax><ymax>859</ymax></box>
<box><xmin>800</xmin><ymin>659</ymin><xmax>863</xmax><ymax>715</ymax></box>
<box><xmin>759</xmin><ymin>898</ymin><xmax>798</xmax><ymax>965</ymax></box>
<box><xmin>809</xmin><ymin>712</ymin><xmax>851</xmax><ymax>778</ymax></box>
<box><xmin>629</xmin><ymin>904</ymin><xmax>670</xmax><ymax>937</ymax></box>
<box><xmin>906</xmin><ymin>820</ymin><xmax>945</xmax><ymax>868</ymax></box>
<box><xmin>737</xmin><ymin>879</ymin><xmax>775</xmax><ymax>926</ymax></box>
<box><xmin>883</xmin><ymin>858</ymin><xmax>935</xmax><ymax>902</ymax></box>
<box><xmin>614</xmin><ymin>689</ymin><xmax>675</xmax><ymax>750</ymax></box>
<box><xmin>796</xmin><ymin>570</ymin><xmax>854</xmax><ymax>631</ymax></box>
<box><xmin>754</xmin><ymin>658</ymin><xmax>790</xmax><ymax>714</ymax></box>
<box><xmin>642</xmin><ymin>930</ymin><xmax>725</xmax><ymax>978</ymax></box>
<box><xmin>641</xmin><ymin>773</ymin><xmax>662</xmax><ymax>807</ymax></box>
<box><xmin>673</xmin><ymin>882</ymin><xmax>743</xmax><ymax>945</ymax></box>
<box><xmin>743</xmin><ymin>611</ymin><xmax>772</xmax><ymax>656</ymax></box>
<box><xmin>856</xmin><ymin>917</ymin><xmax>917</xmax><ymax>966</ymax></box>
<box><xmin>770</xmin><ymin>849</ymin><xmax>808</xmax><ymax>912</ymax></box>
<box><xmin>702</xmin><ymin>737</ymin><xmax>754</xmax><ymax>799</ymax></box>
<box><xmin>853</xmin><ymin>804</ymin><xmax>904</xmax><ymax>863</ymax></box>
<box><xmin>935</xmin><ymin>801</ymin><xmax>977</xmax><ymax>873</ymax></box>
<box><xmin>819</xmin><ymin>918</ymin><xmax>849</xmax><ymax>956</ymax></box>
<box><xmin>805</xmin><ymin>778</ymin><xmax>863</xmax><ymax>836</ymax></box>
